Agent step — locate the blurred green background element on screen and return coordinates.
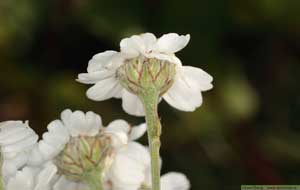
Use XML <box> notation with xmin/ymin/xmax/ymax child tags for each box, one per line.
<box><xmin>1</xmin><ymin>0</ymin><xmax>300</xmax><ymax>189</ymax></box>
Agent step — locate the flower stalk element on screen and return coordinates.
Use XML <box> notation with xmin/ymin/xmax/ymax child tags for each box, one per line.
<box><xmin>116</xmin><ymin>57</ymin><xmax>177</xmax><ymax>190</ymax></box>
<box><xmin>139</xmin><ymin>90</ymin><xmax>161</xmax><ymax>190</ymax></box>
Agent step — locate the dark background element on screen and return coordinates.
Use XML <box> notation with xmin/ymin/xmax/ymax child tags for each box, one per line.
<box><xmin>1</xmin><ymin>0</ymin><xmax>300</xmax><ymax>189</ymax></box>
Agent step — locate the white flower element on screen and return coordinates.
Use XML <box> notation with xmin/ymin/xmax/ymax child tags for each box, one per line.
<box><xmin>24</xmin><ymin>108</ymin><xmax>147</xmax><ymax>188</ymax></box>
<box><xmin>6</xmin><ymin>163</ymin><xmax>57</xmax><ymax>190</ymax></box>
<box><xmin>78</xmin><ymin>33</ymin><xmax>213</xmax><ymax>116</ymax></box>
<box><xmin>107</xmin><ymin>142</ymin><xmax>150</xmax><ymax>190</ymax></box>
<box><xmin>28</xmin><ymin>109</ymin><xmax>130</xmax><ymax>165</ymax></box>
<box><xmin>0</xmin><ymin>121</ymin><xmax>38</xmax><ymax>180</ymax></box>
<box><xmin>107</xmin><ymin>142</ymin><xmax>190</xmax><ymax>190</ymax></box>
<box><xmin>50</xmin><ymin>115</ymin><xmax>147</xmax><ymax>190</ymax></box>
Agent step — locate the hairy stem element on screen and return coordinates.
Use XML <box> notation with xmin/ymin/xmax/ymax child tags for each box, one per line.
<box><xmin>140</xmin><ymin>90</ymin><xmax>161</xmax><ymax>190</ymax></box>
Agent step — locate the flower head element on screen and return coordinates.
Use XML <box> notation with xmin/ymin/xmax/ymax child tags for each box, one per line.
<box><xmin>28</xmin><ymin>109</ymin><xmax>126</xmax><ymax>180</ymax></box>
<box><xmin>78</xmin><ymin>33</ymin><xmax>213</xmax><ymax>116</ymax></box>
<box><xmin>0</xmin><ymin>121</ymin><xmax>38</xmax><ymax>180</ymax></box>
<box><xmin>26</xmin><ymin>109</ymin><xmax>147</xmax><ymax>187</ymax></box>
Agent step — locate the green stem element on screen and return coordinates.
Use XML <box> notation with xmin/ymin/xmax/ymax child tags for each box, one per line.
<box><xmin>140</xmin><ymin>90</ymin><xmax>161</xmax><ymax>190</ymax></box>
<box><xmin>83</xmin><ymin>169</ymin><xmax>103</xmax><ymax>190</ymax></box>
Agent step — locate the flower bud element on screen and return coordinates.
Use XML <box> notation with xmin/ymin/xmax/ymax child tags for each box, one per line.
<box><xmin>55</xmin><ymin>135</ymin><xmax>114</xmax><ymax>181</ymax></box>
<box><xmin>116</xmin><ymin>57</ymin><xmax>176</xmax><ymax>97</ymax></box>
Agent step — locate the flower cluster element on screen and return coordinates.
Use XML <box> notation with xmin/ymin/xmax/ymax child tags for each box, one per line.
<box><xmin>1</xmin><ymin>32</ymin><xmax>213</xmax><ymax>190</ymax></box>
<box><xmin>0</xmin><ymin>110</ymin><xmax>190</xmax><ymax>190</ymax></box>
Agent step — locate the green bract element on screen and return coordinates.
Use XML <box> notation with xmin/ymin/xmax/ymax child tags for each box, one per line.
<box><xmin>55</xmin><ymin>135</ymin><xmax>114</xmax><ymax>184</ymax></box>
<box><xmin>117</xmin><ymin>57</ymin><xmax>176</xmax><ymax>98</ymax></box>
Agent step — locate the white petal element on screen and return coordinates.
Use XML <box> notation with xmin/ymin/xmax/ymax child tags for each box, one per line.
<box><xmin>149</xmin><ymin>53</ymin><xmax>182</xmax><ymax>66</ymax></box>
<box><xmin>112</xmin><ymin>132</ymin><xmax>129</xmax><ymax>148</ymax></box>
<box><xmin>40</xmin><ymin>124</ymin><xmax>68</xmax><ymax>159</ymax></box>
<box><xmin>86</xmin><ymin>77</ymin><xmax>123</xmax><ymax>101</ymax></box>
<box><xmin>105</xmin><ymin>119</ymin><xmax>130</xmax><ymax>147</ymax></box>
<box><xmin>139</xmin><ymin>33</ymin><xmax>157</xmax><ymax>51</ymax></box>
<box><xmin>161</xmin><ymin>172</ymin><xmax>190</xmax><ymax>190</ymax></box>
<box><xmin>0</xmin><ymin>120</ymin><xmax>22</xmax><ymax>127</ymax></box>
<box><xmin>60</xmin><ymin>109</ymin><xmax>72</xmax><ymax>127</ymax></box>
<box><xmin>2</xmin><ymin>134</ymin><xmax>37</xmax><ymax>153</ymax></box>
<box><xmin>156</xmin><ymin>33</ymin><xmax>190</xmax><ymax>53</ymax></box>
<box><xmin>181</xmin><ymin>66</ymin><xmax>213</xmax><ymax>91</ymax></box>
<box><xmin>85</xmin><ymin>111</ymin><xmax>102</xmax><ymax>136</ymax></box>
<box><xmin>123</xmin><ymin>142</ymin><xmax>150</xmax><ymax>167</ymax></box>
<box><xmin>6</xmin><ymin>167</ymin><xmax>34</xmax><ymax>190</ymax></box>
<box><xmin>27</xmin><ymin>145</ymin><xmax>44</xmax><ymax>165</ymax></box>
<box><xmin>38</xmin><ymin>141</ymin><xmax>58</xmax><ymax>160</ymax></box>
<box><xmin>78</xmin><ymin>51</ymin><xmax>122</xmax><ymax>85</ymax></box>
<box><xmin>0</xmin><ymin>123</ymin><xmax>23</xmax><ymax>142</ymax></box>
<box><xmin>110</xmin><ymin>153</ymin><xmax>145</xmax><ymax>186</ymax></box>
<box><xmin>3</xmin><ymin>160</ymin><xmax>19</xmax><ymax>179</ymax></box>
<box><xmin>6</xmin><ymin>164</ymin><xmax>57</xmax><ymax>190</ymax></box>
<box><xmin>77</xmin><ymin>70</ymin><xmax>115</xmax><ymax>84</ymax></box>
<box><xmin>34</xmin><ymin>164</ymin><xmax>57</xmax><ymax>190</ymax></box>
<box><xmin>129</xmin><ymin>123</ymin><xmax>147</xmax><ymax>141</ymax></box>
<box><xmin>61</xmin><ymin>109</ymin><xmax>102</xmax><ymax>137</ymax></box>
<box><xmin>106</xmin><ymin>119</ymin><xmax>130</xmax><ymax>134</ymax></box>
<box><xmin>3</xmin><ymin>153</ymin><xmax>28</xmax><ymax>179</ymax></box>
<box><xmin>121</xmin><ymin>90</ymin><xmax>145</xmax><ymax>116</ymax></box>
<box><xmin>120</xmin><ymin>35</ymin><xmax>145</xmax><ymax>57</ymax></box>
<box><xmin>112</xmin><ymin>85</ymin><xmax>124</xmax><ymax>98</ymax></box>
<box><xmin>35</xmin><ymin>121</ymin><xmax>70</xmax><ymax>161</ymax></box>
<box><xmin>65</xmin><ymin>110</ymin><xmax>87</xmax><ymax>137</ymax></box>
<box><xmin>42</xmin><ymin>132</ymin><xmax>66</xmax><ymax>150</ymax></box>
<box><xmin>87</xmin><ymin>50</ymin><xmax>118</xmax><ymax>72</ymax></box>
<box><xmin>0</xmin><ymin>122</ymin><xmax>38</xmax><ymax>153</ymax></box>
<box><xmin>0</xmin><ymin>121</ymin><xmax>23</xmax><ymax>134</ymax></box>
<box><xmin>47</xmin><ymin>120</ymin><xmax>70</xmax><ymax>143</ymax></box>
<box><xmin>163</xmin><ymin>73</ymin><xmax>203</xmax><ymax>112</ymax></box>
<box><xmin>0</xmin><ymin>127</ymin><xmax>32</xmax><ymax>145</ymax></box>
<box><xmin>109</xmin><ymin>142</ymin><xmax>150</xmax><ymax>188</ymax></box>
